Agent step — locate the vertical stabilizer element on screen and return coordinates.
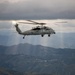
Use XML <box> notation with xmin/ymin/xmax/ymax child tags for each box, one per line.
<box><xmin>15</xmin><ymin>24</ymin><xmax>22</xmax><ymax>34</ymax></box>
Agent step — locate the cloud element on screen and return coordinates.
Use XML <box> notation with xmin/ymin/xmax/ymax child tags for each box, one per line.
<box><xmin>0</xmin><ymin>0</ymin><xmax>75</xmax><ymax>20</ymax></box>
<box><xmin>0</xmin><ymin>19</ymin><xmax>75</xmax><ymax>33</ymax></box>
<box><xmin>0</xmin><ymin>0</ymin><xmax>21</xmax><ymax>3</ymax></box>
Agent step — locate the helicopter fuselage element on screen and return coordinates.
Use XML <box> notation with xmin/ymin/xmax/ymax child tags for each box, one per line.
<box><xmin>22</xmin><ymin>27</ymin><xmax>55</xmax><ymax>35</ymax></box>
<box><xmin>15</xmin><ymin>24</ymin><xmax>55</xmax><ymax>39</ymax></box>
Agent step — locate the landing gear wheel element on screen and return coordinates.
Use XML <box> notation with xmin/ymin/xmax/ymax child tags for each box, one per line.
<box><xmin>41</xmin><ymin>35</ymin><xmax>44</xmax><ymax>37</ymax></box>
<box><xmin>23</xmin><ymin>35</ymin><xmax>25</xmax><ymax>39</ymax></box>
<box><xmin>48</xmin><ymin>34</ymin><xmax>50</xmax><ymax>37</ymax></box>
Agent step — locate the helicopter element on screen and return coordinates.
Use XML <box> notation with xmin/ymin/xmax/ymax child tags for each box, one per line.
<box><xmin>14</xmin><ymin>20</ymin><xmax>56</xmax><ymax>39</ymax></box>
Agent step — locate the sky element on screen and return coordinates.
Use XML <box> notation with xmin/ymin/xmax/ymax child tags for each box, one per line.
<box><xmin>0</xmin><ymin>0</ymin><xmax>75</xmax><ymax>48</ymax></box>
<box><xmin>0</xmin><ymin>20</ymin><xmax>75</xmax><ymax>49</ymax></box>
<box><xmin>0</xmin><ymin>0</ymin><xmax>75</xmax><ymax>19</ymax></box>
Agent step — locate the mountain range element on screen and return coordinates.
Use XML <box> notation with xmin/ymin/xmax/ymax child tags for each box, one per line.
<box><xmin>0</xmin><ymin>43</ymin><xmax>75</xmax><ymax>75</ymax></box>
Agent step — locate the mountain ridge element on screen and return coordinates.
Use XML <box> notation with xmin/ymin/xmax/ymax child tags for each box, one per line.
<box><xmin>0</xmin><ymin>43</ymin><xmax>75</xmax><ymax>75</ymax></box>
<box><xmin>0</xmin><ymin>43</ymin><xmax>74</xmax><ymax>49</ymax></box>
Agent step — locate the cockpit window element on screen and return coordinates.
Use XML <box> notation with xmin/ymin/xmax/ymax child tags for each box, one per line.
<box><xmin>32</xmin><ymin>27</ymin><xmax>41</xmax><ymax>30</ymax></box>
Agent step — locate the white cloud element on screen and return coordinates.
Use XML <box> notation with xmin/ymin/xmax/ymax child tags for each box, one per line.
<box><xmin>0</xmin><ymin>19</ymin><xmax>75</xmax><ymax>33</ymax></box>
<box><xmin>0</xmin><ymin>0</ymin><xmax>75</xmax><ymax>19</ymax></box>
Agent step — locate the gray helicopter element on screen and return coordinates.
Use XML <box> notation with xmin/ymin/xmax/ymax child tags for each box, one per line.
<box><xmin>15</xmin><ymin>20</ymin><xmax>55</xmax><ymax>39</ymax></box>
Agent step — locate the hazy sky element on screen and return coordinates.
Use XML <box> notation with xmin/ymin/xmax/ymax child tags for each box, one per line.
<box><xmin>0</xmin><ymin>0</ymin><xmax>75</xmax><ymax>48</ymax></box>
<box><xmin>0</xmin><ymin>0</ymin><xmax>75</xmax><ymax>20</ymax></box>
<box><xmin>0</xmin><ymin>20</ymin><xmax>75</xmax><ymax>48</ymax></box>
<box><xmin>0</xmin><ymin>19</ymin><xmax>75</xmax><ymax>33</ymax></box>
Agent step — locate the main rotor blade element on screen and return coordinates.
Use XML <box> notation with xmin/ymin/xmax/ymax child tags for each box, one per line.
<box><xmin>27</xmin><ymin>20</ymin><xmax>46</xmax><ymax>25</ymax></box>
<box><xmin>26</xmin><ymin>20</ymin><xmax>39</xmax><ymax>24</ymax></box>
<box><xmin>55</xmin><ymin>21</ymin><xmax>68</xmax><ymax>23</ymax></box>
<box><xmin>18</xmin><ymin>20</ymin><xmax>46</xmax><ymax>25</ymax></box>
<box><xmin>18</xmin><ymin>22</ymin><xmax>35</xmax><ymax>24</ymax></box>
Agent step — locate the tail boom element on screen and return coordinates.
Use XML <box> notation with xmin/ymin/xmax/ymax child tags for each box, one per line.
<box><xmin>15</xmin><ymin>24</ymin><xmax>22</xmax><ymax>34</ymax></box>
